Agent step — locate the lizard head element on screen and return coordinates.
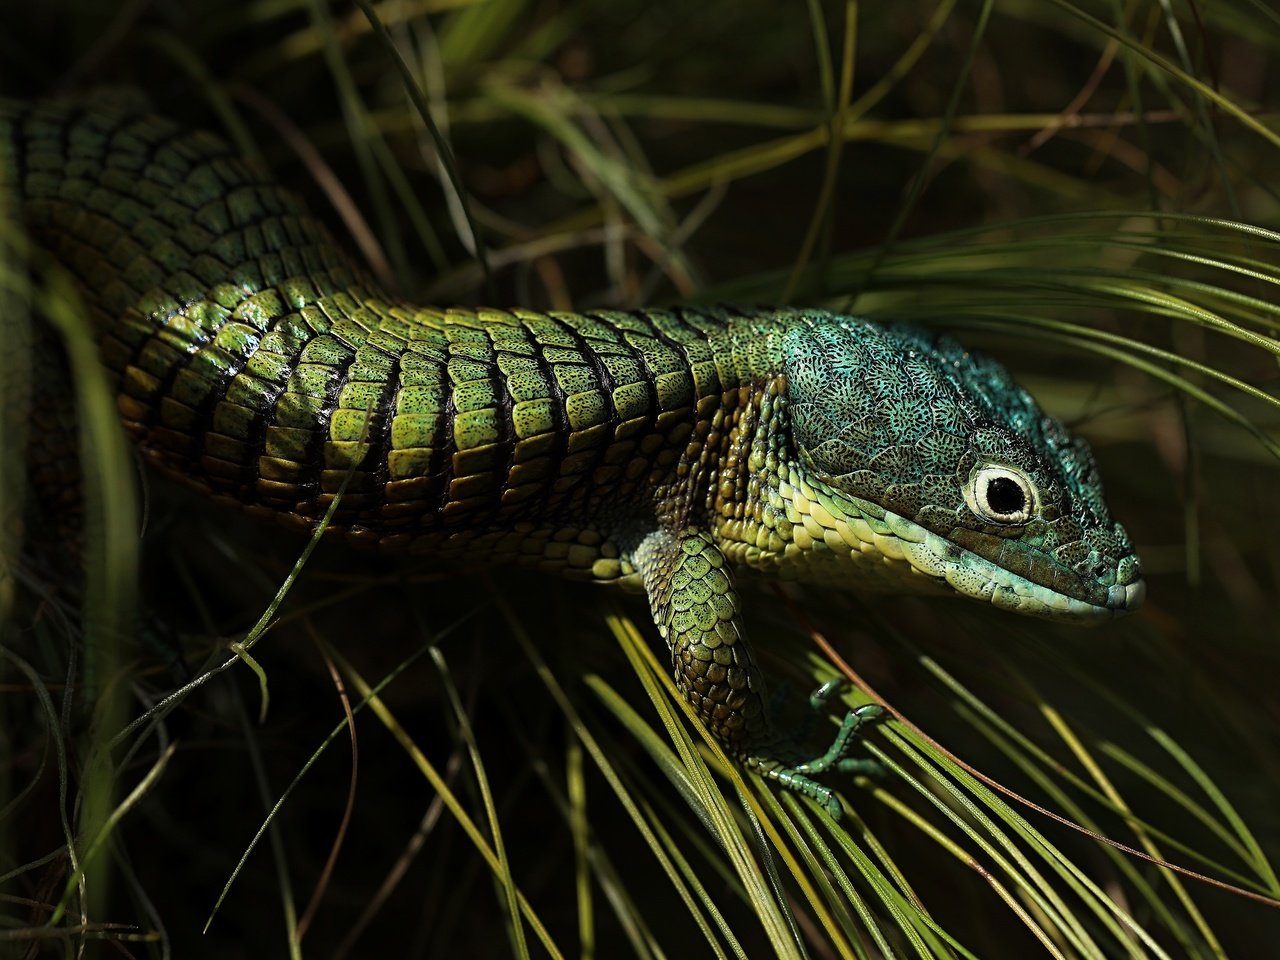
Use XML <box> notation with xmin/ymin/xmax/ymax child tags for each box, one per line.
<box><xmin>775</xmin><ymin>319</ymin><xmax>1144</xmax><ymax>621</ymax></box>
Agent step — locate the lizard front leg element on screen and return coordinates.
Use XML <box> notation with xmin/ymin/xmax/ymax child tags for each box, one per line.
<box><xmin>633</xmin><ymin>527</ymin><xmax>880</xmax><ymax>818</ymax></box>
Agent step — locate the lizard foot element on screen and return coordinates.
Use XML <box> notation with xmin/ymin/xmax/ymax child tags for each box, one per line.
<box><xmin>741</xmin><ymin>684</ymin><xmax>885</xmax><ymax>819</ymax></box>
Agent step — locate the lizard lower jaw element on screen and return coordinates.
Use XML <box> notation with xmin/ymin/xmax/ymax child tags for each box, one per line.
<box><xmin>983</xmin><ymin>571</ymin><xmax>1143</xmax><ymax>622</ymax></box>
<box><xmin>885</xmin><ymin>509</ymin><xmax>1144</xmax><ymax>623</ymax></box>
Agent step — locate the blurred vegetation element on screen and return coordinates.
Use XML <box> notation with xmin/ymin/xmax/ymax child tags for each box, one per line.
<box><xmin>2</xmin><ymin>0</ymin><xmax>1279</xmax><ymax>957</ymax></box>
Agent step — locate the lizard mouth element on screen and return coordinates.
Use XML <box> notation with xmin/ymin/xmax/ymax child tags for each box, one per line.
<box><xmin>879</xmin><ymin>508</ymin><xmax>1146</xmax><ymax>622</ymax></box>
<box><xmin>777</xmin><ymin>471</ymin><xmax>1144</xmax><ymax>622</ymax></box>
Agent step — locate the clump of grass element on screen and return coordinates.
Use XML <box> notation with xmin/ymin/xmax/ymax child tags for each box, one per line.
<box><xmin>2</xmin><ymin>0</ymin><xmax>1279</xmax><ymax>956</ymax></box>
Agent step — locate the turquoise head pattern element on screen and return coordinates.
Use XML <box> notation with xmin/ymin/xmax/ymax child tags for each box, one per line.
<box><xmin>781</xmin><ymin>320</ymin><xmax>1144</xmax><ymax>620</ymax></box>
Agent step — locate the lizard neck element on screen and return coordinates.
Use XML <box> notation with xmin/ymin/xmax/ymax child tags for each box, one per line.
<box><xmin>705</xmin><ymin>371</ymin><xmax>952</xmax><ymax>596</ymax></box>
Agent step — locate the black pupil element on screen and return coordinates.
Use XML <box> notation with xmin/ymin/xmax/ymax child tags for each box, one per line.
<box><xmin>986</xmin><ymin>476</ymin><xmax>1026</xmax><ymax>516</ymax></box>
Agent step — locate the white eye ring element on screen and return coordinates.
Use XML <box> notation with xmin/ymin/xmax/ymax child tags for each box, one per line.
<box><xmin>964</xmin><ymin>464</ymin><xmax>1037</xmax><ymax>525</ymax></box>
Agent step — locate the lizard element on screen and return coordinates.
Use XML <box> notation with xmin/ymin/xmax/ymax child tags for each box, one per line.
<box><xmin>2</xmin><ymin>91</ymin><xmax>1144</xmax><ymax>817</ymax></box>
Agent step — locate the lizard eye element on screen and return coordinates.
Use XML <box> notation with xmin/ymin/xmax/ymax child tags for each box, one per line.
<box><xmin>965</xmin><ymin>464</ymin><xmax>1037</xmax><ymax>525</ymax></box>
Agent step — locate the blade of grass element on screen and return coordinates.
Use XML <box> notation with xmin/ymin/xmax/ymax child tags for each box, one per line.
<box><xmin>601</xmin><ymin>610</ymin><xmax>803</xmax><ymax>958</ymax></box>
<box><xmin>911</xmin><ymin>647</ymin><xmax>1268</xmax><ymax>893</ymax></box>
<box><xmin>566</xmin><ymin>735</ymin><xmax>594</xmax><ymax>960</ymax></box>
<box><xmin>353</xmin><ymin>0</ymin><xmax>495</xmax><ymax>296</ymax></box>
<box><xmin>852</xmin><ymin>0</ymin><xmax>995</xmax><ymax>301</ymax></box>
<box><xmin>1037</xmin><ymin>697</ymin><xmax>1224</xmax><ymax>957</ymax></box>
<box><xmin>40</xmin><ymin>264</ymin><xmax>138</xmax><ymax>928</ymax></box>
<box><xmin>324</xmin><ymin>642</ymin><xmax>568</xmax><ymax>959</ymax></box>
<box><xmin>1047</xmin><ymin>0</ymin><xmax>1280</xmax><ymax>151</ymax></box>
<box><xmin>48</xmin><ymin>744</ymin><xmax>175</xmax><ymax>928</ymax></box>
<box><xmin>783</xmin><ymin>0</ymin><xmax>858</xmax><ymax>303</ymax></box>
<box><xmin>429</xmin><ymin>645</ymin><xmax>530</xmax><ymax>960</ymax></box>
<box><xmin>863</xmin><ymin>741</ymin><xmax>1072</xmax><ymax>959</ymax></box>
<box><xmin>204</xmin><ymin>612</ymin><xmax>472</xmax><ymax>931</ymax></box>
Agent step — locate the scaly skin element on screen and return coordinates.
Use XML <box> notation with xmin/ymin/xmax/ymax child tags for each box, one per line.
<box><xmin>3</xmin><ymin>92</ymin><xmax>1144</xmax><ymax>817</ymax></box>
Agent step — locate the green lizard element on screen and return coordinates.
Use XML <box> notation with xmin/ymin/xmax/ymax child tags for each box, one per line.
<box><xmin>3</xmin><ymin>92</ymin><xmax>1144</xmax><ymax>817</ymax></box>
